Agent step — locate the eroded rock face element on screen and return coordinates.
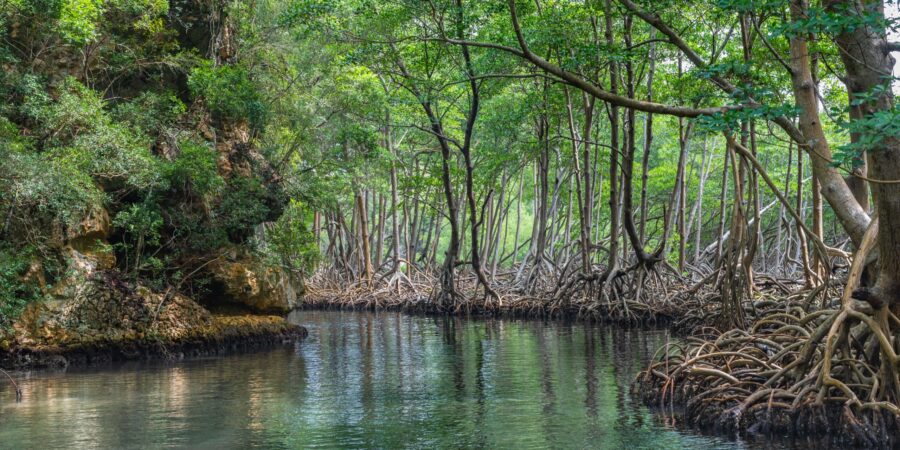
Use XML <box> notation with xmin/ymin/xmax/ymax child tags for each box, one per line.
<box><xmin>65</xmin><ymin>207</ymin><xmax>116</xmax><ymax>271</ymax></box>
<box><xmin>216</xmin><ymin>120</ymin><xmax>253</xmax><ymax>178</ymax></box>
<box><xmin>49</xmin><ymin>246</ymin><xmax>115</xmax><ymax>302</ymax></box>
<box><xmin>8</xmin><ymin>271</ymin><xmax>213</xmax><ymax>351</ymax></box>
<box><xmin>208</xmin><ymin>250</ymin><xmax>303</xmax><ymax>314</ymax></box>
<box><xmin>67</xmin><ymin>207</ymin><xmax>110</xmax><ymax>243</ymax></box>
<box><xmin>57</xmin><ymin>275</ymin><xmax>212</xmax><ymax>339</ymax></box>
<box><xmin>16</xmin><ymin>207</ymin><xmax>117</xmax><ymax>302</ymax></box>
<box><xmin>1</xmin><ymin>270</ymin><xmax>305</xmax><ymax>370</ymax></box>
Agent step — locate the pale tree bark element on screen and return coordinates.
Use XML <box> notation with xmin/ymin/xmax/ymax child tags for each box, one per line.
<box><xmin>614</xmin><ymin>0</ymin><xmax>872</xmax><ymax>246</ymax></box>
<box><xmin>784</xmin><ymin>0</ymin><xmax>871</xmax><ymax>246</ymax></box>
<box><xmin>564</xmin><ymin>86</ymin><xmax>595</xmax><ymax>275</ymax></box>
<box><xmin>388</xmin><ymin>112</ymin><xmax>402</xmax><ymax>273</ymax></box>
<box><xmin>355</xmin><ymin>190</ymin><xmax>373</xmax><ymax>284</ymax></box>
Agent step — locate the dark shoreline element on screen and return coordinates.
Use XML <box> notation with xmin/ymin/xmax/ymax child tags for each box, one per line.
<box><xmin>1</xmin><ymin>318</ymin><xmax>307</xmax><ymax>371</ymax></box>
<box><xmin>0</xmin><ymin>299</ymin><xmax>676</xmax><ymax>374</ymax></box>
<box><xmin>299</xmin><ymin>295</ymin><xmax>681</xmax><ymax>327</ymax></box>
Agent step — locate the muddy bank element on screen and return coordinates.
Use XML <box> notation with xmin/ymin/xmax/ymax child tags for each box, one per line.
<box><xmin>301</xmin><ymin>269</ymin><xmax>703</xmax><ymax>326</ymax></box>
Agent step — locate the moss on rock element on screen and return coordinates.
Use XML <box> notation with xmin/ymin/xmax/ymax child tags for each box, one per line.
<box><xmin>0</xmin><ymin>271</ymin><xmax>306</xmax><ymax>370</ymax></box>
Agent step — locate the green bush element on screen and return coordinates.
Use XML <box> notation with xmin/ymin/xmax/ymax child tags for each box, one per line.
<box><xmin>22</xmin><ymin>78</ymin><xmax>163</xmax><ymax>192</ymax></box>
<box><xmin>0</xmin><ymin>245</ymin><xmax>48</xmax><ymax>328</ymax></box>
<box><xmin>0</xmin><ymin>116</ymin><xmax>33</xmax><ymax>153</ymax></box>
<box><xmin>215</xmin><ymin>176</ymin><xmax>272</xmax><ymax>243</ymax></box>
<box><xmin>112</xmin><ymin>91</ymin><xmax>186</xmax><ymax>138</ymax></box>
<box><xmin>0</xmin><ymin>146</ymin><xmax>105</xmax><ymax>229</ymax></box>
<box><xmin>216</xmin><ymin>177</ymin><xmax>269</xmax><ymax>243</ymax></box>
<box><xmin>51</xmin><ymin>125</ymin><xmax>161</xmax><ymax>191</ymax></box>
<box><xmin>188</xmin><ymin>63</ymin><xmax>266</xmax><ymax>128</ymax></box>
<box><xmin>112</xmin><ymin>202</ymin><xmax>163</xmax><ymax>274</ymax></box>
<box><xmin>21</xmin><ymin>76</ymin><xmax>105</xmax><ymax>144</ymax></box>
<box><xmin>166</xmin><ymin>139</ymin><xmax>223</xmax><ymax>196</ymax></box>
<box><xmin>260</xmin><ymin>199</ymin><xmax>319</xmax><ymax>275</ymax></box>
<box><xmin>108</xmin><ymin>0</ymin><xmax>168</xmax><ymax>32</ymax></box>
<box><xmin>59</xmin><ymin>0</ymin><xmax>105</xmax><ymax>44</ymax></box>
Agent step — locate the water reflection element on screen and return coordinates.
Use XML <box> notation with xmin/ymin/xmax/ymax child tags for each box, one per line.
<box><xmin>0</xmin><ymin>311</ymin><xmax>754</xmax><ymax>449</ymax></box>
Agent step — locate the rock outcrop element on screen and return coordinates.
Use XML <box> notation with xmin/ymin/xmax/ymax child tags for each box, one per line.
<box><xmin>0</xmin><ymin>0</ymin><xmax>307</xmax><ymax>371</ymax></box>
<box><xmin>65</xmin><ymin>206</ymin><xmax>116</xmax><ymax>271</ymax></box>
<box><xmin>208</xmin><ymin>248</ymin><xmax>304</xmax><ymax>314</ymax></box>
<box><xmin>0</xmin><ymin>270</ymin><xmax>305</xmax><ymax>370</ymax></box>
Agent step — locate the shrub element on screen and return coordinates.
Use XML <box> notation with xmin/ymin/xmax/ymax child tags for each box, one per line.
<box><xmin>112</xmin><ymin>202</ymin><xmax>163</xmax><ymax>274</ymax></box>
<box><xmin>259</xmin><ymin>199</ymin><xmax>319</xmax><ymax>275</ymax></box>
<box><xmin>0</xmin><ymin>245</ymin><xmax>49</xmax><ymax>328</ymax></box>
<box><xmin>112</xmin><ymin>91</ymin><xmax>186</xmax><ymax>138</ymax></box>
<box><xmin>188</xmin><ymin>63</ymin><xmax>266</xmax><ymax>129</ymax></box>
<box><xmin>59</xmin><ymin>0</ymin><xmax>105</xmax><ymax>44</ymax></box>
<box><xmin>0</xmin><ymin>146</ymin><xmax>105</xmax><ymax>229</ymax></box>
<box><xmin>166</xmin><ymin>139</ymin><xmax>223</xmax><ymax>196</ymax></box>
<box><xmin>215</xmin><ymin>176</ymin><xmax>272</xmax><ymax>243</ymax></box>
<box><xmin>22</xmin><ymin>78</ymin><xmax>164</xmax><ymax>192</ymax></box>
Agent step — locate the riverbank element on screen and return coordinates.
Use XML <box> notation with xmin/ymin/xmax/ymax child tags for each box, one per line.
<box><xmin>1</xmin><ymin>314</ymin><xmax>306</xmax><ymax>370</ymax></box>
<box><xmin>633</xmin><ymin>290</ymin><xmax>900</xmax><ymax>448</ymax></box>
<box><xmin>300</xmin><ymin>296</ymin><xmax>681</xmax><ymax>326</ymax></box>
<box><xmin>0</xmin><ymin>271</ymin><xmax>307</xmax><ymax>371</ymax></box>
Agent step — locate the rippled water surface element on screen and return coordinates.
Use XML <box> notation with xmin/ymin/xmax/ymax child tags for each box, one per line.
<box><xmin>1</xmin><ymin>310</ymin><xmax>786</xmax><ymax>449</ymax></box>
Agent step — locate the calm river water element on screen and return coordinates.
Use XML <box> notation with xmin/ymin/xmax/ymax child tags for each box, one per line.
<box><xmin>0</xmin><ymin>310</ymin><xmax>813</xmax><ymax>449</ymax></box>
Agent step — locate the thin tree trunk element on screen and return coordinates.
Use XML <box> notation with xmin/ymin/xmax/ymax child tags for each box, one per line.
<box><xmin>716</xmin><ymin>145</ymin><xmax>730</xmax><ymax>263</ymax></box>
<box><xmin>512</xmin><ymin>170</ymin><xmax>524</xmax><ymax>267</ymax></box>
<box><xmin>603</xmin><ymin>0</ymin><xmax>621</xmax><ymax>280</ymax></box>
<box><xmin>355</xmin><ymin>190</ymin><xmax>374</xmax><ymax>284</ymax></box>
<box><xmin>639</xmin><ymin>30</ymin><xmax>656</xmax><ymax>245</ymax></box>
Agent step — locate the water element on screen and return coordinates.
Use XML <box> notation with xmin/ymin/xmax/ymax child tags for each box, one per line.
<box><xmin>0</xmin><ymin>310</ymin><xmax>779</xmax><ymax>449</ymax></box>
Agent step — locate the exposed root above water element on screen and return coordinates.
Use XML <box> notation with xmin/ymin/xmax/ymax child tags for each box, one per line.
<box><xmin>304</xmin><ymin>266</ymin><xmax>693</xmax><ymax>324</ymax></box>
<box><xmin>635</xmin><ymin>227</ymin><xmax>900</xmax><ymax>446</ymax></box>
<box><xmin>635</xmin><ymin>301</ymin><xmax>900</xmax><ymax>446</ymax></box>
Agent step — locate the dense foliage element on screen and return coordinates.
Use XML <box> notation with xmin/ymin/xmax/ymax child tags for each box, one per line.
<box><xmin>0</xmin><ymin>0</ymin><xmax>317</xmax><ymax>325</ymax></box>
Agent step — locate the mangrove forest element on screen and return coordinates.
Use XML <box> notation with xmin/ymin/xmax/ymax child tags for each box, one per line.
<box><xmin>2</xmin><ymin>0</ymin><xmax>900</xmax><ymax>447</ymax></box>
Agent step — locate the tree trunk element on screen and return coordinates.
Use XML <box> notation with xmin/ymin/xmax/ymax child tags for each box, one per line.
<box><xmin>787</xmin><ymin>0</ymin><xmax>870</xmax><ymax>246</ymax></box>
<box><xmin>603</xmin><ymin>0</ymin><xmax>621</xmax><ymax>280</ymax></box>
<box><xmin>355</xmin><ymin>191</ymin><xmax>373</xmax><ymax>284</ymax></box>
<box><xmin>564</xmin><ymin>87</ymin><xmax>595</xmax><ymax>275</ymax></box>
<box><xmin>390</xmin><ymin>158</ymin><xmax>401</xmax><ymax>272</ymax></box>
<box><xmin>824</xmin><ymin>0</ymin><xmax>900</xmax><ymax>313</ymax></box>
<box><xmin>639</xmin><ymin>31</ymin><xmax>656</xmax><ymax>245</ymax></box>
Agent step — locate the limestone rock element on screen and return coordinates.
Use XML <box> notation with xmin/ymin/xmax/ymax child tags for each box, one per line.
<box><xmin>21</xmin><ymin>259</ymin><xmax>47</xmax><ymax>293</ymax></box>
<box><xmin>67</xmin><ymin>207</ymin><xmax>110</xmax><ymax>243</ymax></box>
<box><xmin>16</xmin><ymin>271</ymin><xmax>214</xmax><ymax>349</ymax></box>
<box><xmin>50</xmin><ymin>247</ymin><xmax>110</xmax><ymax>299</ymax></box>
<box><xmin>208</xmin><ymin>251</ymin><xmax>303</xmax><ymax>314</ymax></box>
<box><xmin>64</xmin><ymin>207</ymin><xmax>116</xmax><ymax>270</ymax></box>
<box><xmin>215</xmin><ymin>120</ymin><xmax>253</xmax><ymax>178</ymax></box>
